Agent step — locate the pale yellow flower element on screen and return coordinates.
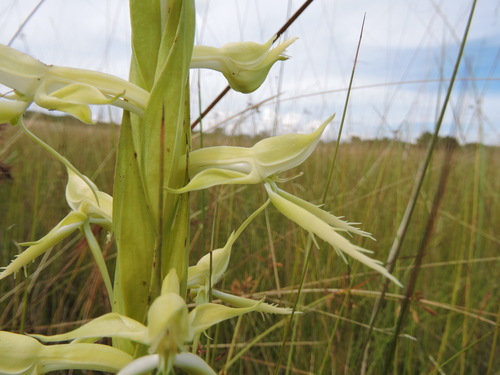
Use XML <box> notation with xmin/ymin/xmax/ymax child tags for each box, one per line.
<box><xmin>171</xmin><ymin>116</ymin><xmax>333</xmax><ymax>193</ymax></box>
<box><xmin>0</xmin><ymin>44</ymin><xmax>148</xmax><ymax>123</ymax></box>
<box><xmin>27</xmin><ymin>269</ymin><xmax>266</xmax><ymax>375</ymax></box>
<box><xmin>172</xmin><ymin>114</ymin><xmax>401</xmax><ymax>287</ymax></box>
<box><xmin>191</xmin><ymin>36</ymin><xmax>297</xmax><ymax>93</ymax></box>
<box><xmin>0</xmin><ymin>169</ymin><xmax>112</xmax><ymax>286</ymax></box>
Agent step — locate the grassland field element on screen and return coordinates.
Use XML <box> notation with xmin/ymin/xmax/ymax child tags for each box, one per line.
<box><xmin>0</xmin><ymin>113</ymin><xmax>498</xmax><ymax>374</ymax></box>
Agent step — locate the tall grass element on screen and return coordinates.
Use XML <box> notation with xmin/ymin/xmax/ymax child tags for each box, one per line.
<box><xmin>1</xmin><ymin>113</ymin><xmax>498</xmax><ymax>373</ymax></box>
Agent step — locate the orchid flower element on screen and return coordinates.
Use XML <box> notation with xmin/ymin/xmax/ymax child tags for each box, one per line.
<box><xmin>191</xmin><ymin>36</ymin><xmax>297</xmax><ymax>93</ymax></box>
<box><xmin>0</xmin><ymin>44</ymin><xmax>149</xmax><ymax>124</ymax></box>
<box><xmin>172</xmin><ymin>116</ymin><xmax>401</xmax><ymax>286</ymax></box>
<box><xmin>186</xmin><ymin>201</ymin><xmax>269</xmax><ymax>302</ymax></box>
<box><xmin>170</xmin><ymin>115</ymin><xmax>333</xmax><ymax>194</ymax></box>
<box><xmin>24</xmin><ymin>269</ymin><xmax>270</xmax><ymax>375</ymax></box>
<box><xmin>0</xmin><ymin>168</ymin><xmax>114</xmax><ymax>297</ymax></box>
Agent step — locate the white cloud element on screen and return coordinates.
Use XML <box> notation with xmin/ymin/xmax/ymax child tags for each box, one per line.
<box><xmin>1</xmin><ymin>0</ymin><xmax>498</xmax><ymax>144</ymax></box>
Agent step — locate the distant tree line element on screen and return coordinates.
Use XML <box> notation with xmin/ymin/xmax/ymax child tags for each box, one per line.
<box><xmin>350</xmin><ymin>132</ymin><xmax>464</xmax><ymax>149</ymax></box>
<box><xmin>415</xmin><ymin>132</ymin><xmax>459</xmax><ymax>149</ymax></box>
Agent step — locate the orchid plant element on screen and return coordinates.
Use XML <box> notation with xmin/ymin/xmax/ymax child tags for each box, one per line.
<box><xmin>0</xmin><ymin>0</ymin><xmax>400</xmax><ymax>374</ymax></box>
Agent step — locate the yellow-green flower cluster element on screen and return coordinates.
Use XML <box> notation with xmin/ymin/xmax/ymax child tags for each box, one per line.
<box><xmin>1</xmin><ymin>267</ymin><xmax>286</xmax><ymax>375</ymax></box>
<box><xmin>0</xmin><ymin>44</ymin><xmax>149</xmax><ymax>124</ymax></box>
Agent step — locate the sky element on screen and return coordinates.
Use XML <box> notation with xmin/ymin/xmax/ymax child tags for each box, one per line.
<box><xmin>1</xmin><ymin>0</ymin><xmax>499</xmax><ymax>144</ymax></box>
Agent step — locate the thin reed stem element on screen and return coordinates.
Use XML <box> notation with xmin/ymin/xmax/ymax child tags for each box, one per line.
<box><xmin>8</xmin><ymin>0</ymin><xmax>47</xmax><ymax>46</ymax></box>
<box><xmin>275</xmin><ymin>14</ymin><xmax>365</xmax><ymax>374</ymax></box>
<box><xmin>382</xmin><ymin>142</ymin><xmax>456</xmax><ymax>374</ymax></box>
<box><xmin>486</xmin><ymin>302</ymin><xmax>500</xmax><ymax>375</ymax></box>
<box><xmin>361</xmin><ymin>1</ymin><xmax>478</xmax><ymax>371</ymax></box>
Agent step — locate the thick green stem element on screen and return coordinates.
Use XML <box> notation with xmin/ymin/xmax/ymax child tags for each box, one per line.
<box><xmin>112</xmin><ymin>1</ymin><xmax>195</xmax><ymax>355</ymax></box>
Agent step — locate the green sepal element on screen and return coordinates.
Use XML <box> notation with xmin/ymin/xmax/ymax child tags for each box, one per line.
<box><xmin>211</xmin><ymin>289</ymin><xmax>293</xmax><ymax>315</ymax></box>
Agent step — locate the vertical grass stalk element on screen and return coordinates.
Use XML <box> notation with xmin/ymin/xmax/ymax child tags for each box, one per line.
<box><xmin>361</xmin><ymin>1</ymin><xmax>477</xmax><ymax>371</ymax></box>
<box><xmin>381</xmin><ymin>142</ymin><xmax>456</xmax><ymax>375</ymax></box>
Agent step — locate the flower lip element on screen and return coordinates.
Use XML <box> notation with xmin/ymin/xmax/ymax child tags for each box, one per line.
<box><xmin>264</xmin><ymin>182</ymin><xmax>402</xmax><ymax>287</ymax></box>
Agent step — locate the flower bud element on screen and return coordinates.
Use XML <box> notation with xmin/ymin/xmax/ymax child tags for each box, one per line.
<box><xmin>191</xmin><ymin>36</ymin><xmax>297</xmax><ymax>93</ymax></box>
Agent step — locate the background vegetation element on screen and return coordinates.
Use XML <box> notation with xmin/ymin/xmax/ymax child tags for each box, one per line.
<box><xmin>0</xmin><ymin>112</ymin><xmax>498</xmax><ymax>374</ymax></box>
